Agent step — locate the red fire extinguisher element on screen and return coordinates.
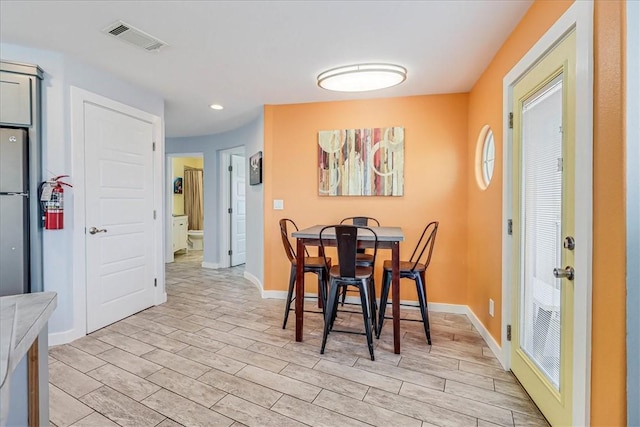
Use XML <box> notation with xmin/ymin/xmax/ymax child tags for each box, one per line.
<box><xmin>40</xmin><ymin>175</ymin><xmax>72</xmax><ymax>230</ymax></box>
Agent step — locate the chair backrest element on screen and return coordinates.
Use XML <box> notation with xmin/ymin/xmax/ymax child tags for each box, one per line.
<box><xmin>408</xmin><ymin>221</ymin><xmax>439</xmax><ymax>272</ymax></box>
<box><xmin>320</xmin><ymin>225</ymin><xmax>378</xmax><ymax>278</ymax></box>
<box><xmin>279</xmin><ymin>218</ymin><xmax>309</xmax><ymax>263</ymax></box>
<box><xmin>340</xmin><ymin>216</ymin><xmax>380</xmax><ymax>227</ymax></box>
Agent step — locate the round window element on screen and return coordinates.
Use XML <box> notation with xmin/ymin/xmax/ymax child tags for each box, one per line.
<box><xmin>475</xmin><ymin>125</ymin><xmax>495</xmax><ymax>190</ymax></box>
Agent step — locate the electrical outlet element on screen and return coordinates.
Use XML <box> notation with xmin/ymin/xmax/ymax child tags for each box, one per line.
<box><xmin>489</xmin><ymin>298</ymin><xmax>495</xmax><ymax>317</ymax></box>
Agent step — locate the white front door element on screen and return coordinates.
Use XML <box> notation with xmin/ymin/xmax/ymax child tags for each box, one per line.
<box><xmin>84</xmin><ymin>102</ymin><xmax>156</xmax><ymax>332</ymax></box>
<box><xmin>230</xmin><ymin>154</ymin><xmax>246</xmax><ymax>266</ymax></box>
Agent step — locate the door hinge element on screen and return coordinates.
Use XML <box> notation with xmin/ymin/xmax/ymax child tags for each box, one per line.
<box><xmin>228</xmin><ymin>165</ymin><xmax>233</xmax><ymax>172</ymax></box>
<box><xmin>507</xmin><ymin>324</ymin><xmax>512</xmax><ymax>341</ymax></box>
<box><xmin>152</xmin><ymin>142</ymin><xmax>156</xmax><ymax>151</ymax></box>
<box><xmin>508</xmin><ymin>112</ymin><xmax>513</xmax><ymax>129</ymax></box>
<box><xmin>557</xmin><ymin>157</ymin><xmax>563</xmax><ymax>172</ymax></box>
<box><xmin>228</xmin><ymin>208</ymin><xmax>232</xmax><ymax>214</ymax></box>
<box><xmin>153</xmin><ymin>210</ymin><xmax>157</xmax><ymax>219</ymax></box>
<box><xmin>228</xmin><ymin>249</ymin><xmax>232</xmax><ymax>256</ymax></box>
<box><xmin>507</xmin><ymin>219</ymin><xmax>513</xmax><ymax>235</ymax></box>
<box><xmin>154</xmin><ymin>278</ymin><xmax>157</xmax><ymax>287</ymax></box>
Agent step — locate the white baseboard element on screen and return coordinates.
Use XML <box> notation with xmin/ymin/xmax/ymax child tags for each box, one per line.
<box><xmin>243</xmin><ymin>271</ymin><xmax>263</xmax><ymax>293</ymax></box>
<box><xmin>465</xmin><ymin>306</ymin><xmax>505</xmax><ymax>369</ymax></box>
<box><xmin>201</xmin><ymin>261</ymin><xmax>221</xmax><ymax>269</ymax></box>
<box><xmin>48</xmin><ymin>328</ymin><xmax>84</xmax><ymax>347</ymax></box>
<box><xmin>262</xmin><ymin>290</ymin><xmax>322</xmax><ymax>299</ymax></box>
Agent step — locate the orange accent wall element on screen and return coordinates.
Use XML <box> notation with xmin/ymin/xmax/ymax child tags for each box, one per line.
<box><xmin>264</xmin><ymin>95</ymin><xmax>469</xmax><ymax>304</ymax></box>
<box><xmin>591</xmin><ymin>1</ymin><xmax>627</xmax><ymax>425</ymax></box>
<box><xmin>466</xmin><ymin>0</ymin><xmax>573</xmax><ymax>351</ymax></box>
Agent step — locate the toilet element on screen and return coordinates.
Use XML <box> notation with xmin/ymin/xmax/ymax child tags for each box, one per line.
<box><xmin>187</xmin><ymin>230</ymin><xmax>203</xmax><ymax>251</ymax></box>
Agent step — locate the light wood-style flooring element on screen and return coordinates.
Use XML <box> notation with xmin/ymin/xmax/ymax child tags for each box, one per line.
<box><xmin>48</xmin><ymin>253</ymin><xmax>548</xmax><ymax>426</ymax></box>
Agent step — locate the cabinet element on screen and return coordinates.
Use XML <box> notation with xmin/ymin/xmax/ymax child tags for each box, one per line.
<box><xmin>0</xmin><ymin>71</ymin><xmax>32</xmax><ymax>126</ymax></box>
<box><xmin>172</xmin><ymin>215</ymin><xmax>188</xmax><ymax>253</ymax></box>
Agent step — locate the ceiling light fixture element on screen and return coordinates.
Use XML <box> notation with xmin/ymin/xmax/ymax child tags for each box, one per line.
<box><xmin>210</xmin><ymin>104</ymin><xmax>224</xmax><ymax>110</ymax></box>
<box><xmin>317</xmin><ymin>63</ymin><xmax>407</xmax><ymax>92</ymax></box>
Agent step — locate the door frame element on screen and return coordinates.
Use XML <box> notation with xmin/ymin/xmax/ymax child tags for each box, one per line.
<box><xmin>70</xmin><ymin>86</ymin><xmax>165</xmax><ymax>341</ymax></box>
<box><xmin>501</xmin><ymin>2</ymin><xmax>593</xmax><ymax>425</ymax></box>
<box><xmin>627</xmin><ymin>0</ymin><xmax>640</xmax><ymax>424</ymax></box>
<box><xmin>164</xmin><ymin>152</ymin><xmax>204</xmax><ymax>264</ymax></box>
<box><xmin>218</xmin><ymin>146</ymin><xmax>245</xmax><ymax>268</ymax></box>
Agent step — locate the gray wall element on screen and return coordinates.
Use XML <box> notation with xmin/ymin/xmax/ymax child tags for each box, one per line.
<box><xmin>0</xmin><ymin>42</ymin><xmax>165</xmax><ymax>338</ymax></box>
<box><xmin>627</xmin><ymin>0</ymin><xmax>640</xmax><ymax>423</ymax></box>
<box><xmin>166</xmin><ymin>114</ymin><xmax>264</xmax><ymax>287</ymax></box>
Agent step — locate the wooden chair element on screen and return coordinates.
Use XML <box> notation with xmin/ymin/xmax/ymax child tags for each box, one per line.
<box><xmin>376</xmin><ymin>221</ymin><xmax>439</xmax><ymax>344</ymax></box>
<box><xmin>319</xmin><ymin>225</ymin><xmax>378</xmax><ymax>360</ymax></box>
<box><xmin>279</xmin><ymin>219</ymin><xmax>330</xmax><ymax>329</ymax></box>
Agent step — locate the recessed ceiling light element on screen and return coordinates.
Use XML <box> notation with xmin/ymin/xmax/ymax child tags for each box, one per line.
<box><xmin>317</xmin><ymin>63</ymin><xmax>407</xmax><ymax>92</ymax></box>
<box><xmin>210</xmin><ymin>104</ymin><xmax>224</xmax><ymax>110</ymax></box>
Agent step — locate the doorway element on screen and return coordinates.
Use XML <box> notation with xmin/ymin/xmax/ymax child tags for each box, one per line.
<box><xmin>168</xmin><ymin>155</ymin><xmax>205</xmax><ymax>265</ymax></box>
<box><xmin>502</xmin><ymin>3</ymin><xmax>593</xmax><ymax>425</ymax></box>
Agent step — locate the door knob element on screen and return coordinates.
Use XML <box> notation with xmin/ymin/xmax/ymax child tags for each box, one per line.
<box><xmin>553</xmin><ymin>266</ymin><xmax>574</xmax><ymax>281</ymax></box>
<box><xmin>89</xmin><ymin>227</ymin><xmax>107</xmax><ymax>235</ymax></box>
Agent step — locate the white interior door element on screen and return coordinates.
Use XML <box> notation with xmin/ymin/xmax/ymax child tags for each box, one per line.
<box><xmin>230</xmin><ymin>154</ymin><xmax>246</xmax><ymax>266</ymax></box>
<box><xmin>85</xmin><ymin>102</ymin><xmax>155</xmax><ymax>332</ymax></box>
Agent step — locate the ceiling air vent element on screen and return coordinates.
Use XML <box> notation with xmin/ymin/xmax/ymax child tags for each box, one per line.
<box><xmin>103</xmin><ymin>20</ymin><xmax>168</xmax><ymax>52</ymax></box>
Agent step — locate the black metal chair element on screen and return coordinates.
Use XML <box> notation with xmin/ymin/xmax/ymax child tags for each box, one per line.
<box><xmin>279</xmin><ymin>219</ymin><xmax>330</xmax><ymax>329</ymax></box>
<box><xmin>319</xmin><ymin>225</ymin><xmax>378</xmax><ymax>360</ymax></box>
<box><xmin>338</xmin><ymin>217</ymin><xmax>380</xmax><ymax>305</ymax></box>
<box><xmin>377</xmin><ymin>221</ymin><xmax>439</xmax><ymax>344</ymax></box>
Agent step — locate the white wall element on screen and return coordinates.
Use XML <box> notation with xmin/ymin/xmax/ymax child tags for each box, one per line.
<box><xmin>166</xmin><ymin>114</ymin><xmax>264</xmax><ymax>287</ymax></box>
<box><xmin>1</xmin><ymin>43</ymin><xmax>165</xmax><ymax>340</ymax></box>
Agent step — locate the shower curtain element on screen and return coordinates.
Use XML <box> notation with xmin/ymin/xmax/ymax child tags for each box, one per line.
<box><xmin>184</xmin><ymin>168</ymin><xmax>204</xmax><ymax>230</ymax></box>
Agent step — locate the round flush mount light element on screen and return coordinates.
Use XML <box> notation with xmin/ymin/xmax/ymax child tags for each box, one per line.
<box><xmin>317</xmin><ymin>63</ymin><xmax>407</xmax><ymax>92</ymax></box>
<box><xmin>210</xmin><ymin>104</ymin><xmax>224</xmax><ymax>110</ymax></box>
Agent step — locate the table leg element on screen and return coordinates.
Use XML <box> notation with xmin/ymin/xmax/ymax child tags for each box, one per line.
<box><xmin>392</xmin><ymin>241</ymin><xmax>400</xmax><ymax>354</ymax></box>
<box><xmin>295</xmin><ymin>238</ymin><xmax>305</xmax><ymax>342</ymax></box>
<box><xmin>28</xmin><ymin>339</ymin><xmax>39</xmax><ymax>427</ymax></box>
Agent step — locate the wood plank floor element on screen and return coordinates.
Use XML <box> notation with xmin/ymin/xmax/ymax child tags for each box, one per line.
<box><xmin>49</xmin><ymin>252</ymin><xmax>548</xmax><ymax>427</ymax></box>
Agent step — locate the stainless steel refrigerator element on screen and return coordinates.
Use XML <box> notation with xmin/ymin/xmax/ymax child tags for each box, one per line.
<box><xmin>0</xmin><ymin>127</ymin><xmax>30</xmax><ymax>296</ymax></box>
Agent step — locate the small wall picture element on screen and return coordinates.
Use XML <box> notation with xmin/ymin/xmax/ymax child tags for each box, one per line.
<box><xmin>173</xmin><ymin>177</ymin><xmax>183</xmax><ymax>194</ymax></box>
<box><xmin>250</xmin><ymin>151</ymin><xmax>263</xmax><ymax>185</ymax></box>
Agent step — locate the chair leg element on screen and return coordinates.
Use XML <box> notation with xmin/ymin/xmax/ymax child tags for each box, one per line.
<box><xmin>376</xmin><ymin>271</ymin><xmax>391</xmax><ymax>338</ymax></box>
<box><xmin>321</xmin><ymin>279</ymin><xmax>340</xmax><ymax>355</ymax></box>
<box><xmin>282</xmin><ymin>266</ymin><xmax>296</xmax><ymax>329</ymax></box>
<box><xmin>329</xmin><ymin>285</ymin><xmax>341</xmax><ymax>331</ymax></box>
<box><xmin>340</xmin><ymin>284</ymin><xmax>347</xmax><ymax>306</ymax></box>
<box><xmin>368</xmin><ymin>277</ymin><xmax>377</xmax><ymax>336</ymax></box>
<box><xmin>415</xmin><ymin>273</ymin><xmax>431</xmax><ymax>345</ymax></box>
<box><xmin>318</xmin><ymin>270</ymin><xmax>327</xmax><ymax>319</ymax></box>
<box><xmin>359</xmin><ymin>280</ymin><xmax>375</xmax><ymax>361</ymax></box>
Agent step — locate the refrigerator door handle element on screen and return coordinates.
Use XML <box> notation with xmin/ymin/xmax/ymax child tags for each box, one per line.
<box><xmin>0</xmin><ymin>192</ymin><xmax>28</xmax><ymax>197</ymax></box>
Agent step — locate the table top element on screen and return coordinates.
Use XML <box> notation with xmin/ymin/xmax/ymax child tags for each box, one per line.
<box><xmin>0</xmin><ymin>292</ymin><xmax>57</xmax><ymax>389</ymax></box>
<box><xmin>292</xmin><ymin>225</ymin><xmax>404</xmax><ymax>242</ymax></box>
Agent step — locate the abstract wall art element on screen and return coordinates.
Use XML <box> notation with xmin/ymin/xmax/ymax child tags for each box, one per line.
<box><xmin>318</xmin><ymin>127</ymin><xmax>404</xmax><ymax>196</ymax></box>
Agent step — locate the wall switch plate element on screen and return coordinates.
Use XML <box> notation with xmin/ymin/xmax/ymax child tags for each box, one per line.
<box><xmin>273</xmin><ymin>199</ymin><xmax>284</xmax><ymax>210</ymax></box>
<box><xmin>489</xmin><ymin>298</ymin><xmax>495</xmax><ymax>317</ymax></box>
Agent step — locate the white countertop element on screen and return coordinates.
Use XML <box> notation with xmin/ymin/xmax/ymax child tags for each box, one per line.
<box><xmin>0</xmin><ymin>292</ymin><xmax>57</xmax><ymax>389</ymax></box>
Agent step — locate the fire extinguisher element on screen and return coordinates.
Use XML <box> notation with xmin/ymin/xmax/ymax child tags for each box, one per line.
<box><xmin>39</xmin><ymin>175</ymin><xmax>72</xmax><ymax>230</ymax></box>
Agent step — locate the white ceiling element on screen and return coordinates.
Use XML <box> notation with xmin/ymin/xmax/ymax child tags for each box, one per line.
<box><xmin>0</xmin><ymin>1</ymin><xmax>532</xmax><ymax>138</ymax></box>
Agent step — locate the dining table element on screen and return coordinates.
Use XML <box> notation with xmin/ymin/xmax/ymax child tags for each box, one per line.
<box><xmin>291</xmin><ymin>225</ymin><xmax>405</xmax><ymax>354</ymax></box>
